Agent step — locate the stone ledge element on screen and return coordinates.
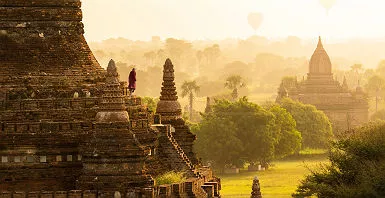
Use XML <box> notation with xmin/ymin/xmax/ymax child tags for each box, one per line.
<box><xmin>0</xmin><ymin>7</ymin><xmax>82</xmax><ymax>21</ymax></box>
<box><xmin>0</xmin><ymin>0</ymin><xmax>81</xmax><ymax>8</ymax></box>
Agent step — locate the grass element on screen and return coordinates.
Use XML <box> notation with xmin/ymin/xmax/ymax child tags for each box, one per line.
<box><xmin>155</xmin><ymin>171</ymin><xmax>186</xmax><ymax>186</ymax></box>
<box><xmin>218</xmin><ymin>150</ymin><xmax>328</xmax><ymax>198</ymax></box>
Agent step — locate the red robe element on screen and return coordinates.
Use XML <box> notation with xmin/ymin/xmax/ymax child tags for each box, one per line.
<box><xmin>128</xmin><ymin>70</ymin><xmax>136</xmax><ymax>89</ymax></box>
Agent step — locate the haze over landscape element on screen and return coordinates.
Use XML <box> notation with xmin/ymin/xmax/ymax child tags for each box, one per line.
<box><xmin>3</xmin><ymin>0</ymin><xmax>385</xmax><ymax>197</ymax></box>
<box><xmin>78</xmin><ymin>1</ymin><xmax>385</xmax><ymax>196</ymax></box>
<box><xmin>83</xmin><ymin>0</ymin><xmax>385</xmax><ymax>41</ymax></box>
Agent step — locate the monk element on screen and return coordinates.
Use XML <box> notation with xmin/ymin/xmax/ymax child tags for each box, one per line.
<box><xmin>128</xmin><ymin>68</ymin><xmax>136</xmax><ymax>97</ymax></box>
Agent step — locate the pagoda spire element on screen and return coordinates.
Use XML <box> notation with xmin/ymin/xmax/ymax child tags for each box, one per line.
<box><xmin>160</xmin><ymin>58</ymin><xmax>179</xmax><ymax>101</ymax></box>
<box><xmin>95</xmin><ymin>59</ymin><xmax>129</xmax><ymax>122</ymax></box>
<box><xmin>342</xmin><ymin>76</ymin><xmax>348</xmax><ymax>91</ymax></box>
<box><xmin>317</xmin><ymin>36</ymin><xmax>323</xmax><ymax>48</ymax></box>
<box><xmin>156</xmin><ymin>59</ymin><xmax>182</xmax><ymax>121</ymax></box>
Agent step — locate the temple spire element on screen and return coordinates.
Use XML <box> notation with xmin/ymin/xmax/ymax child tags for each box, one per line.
<box><xmin>95</xmin><ymin>59</ymin><xmax>129</xmax><ymax>123</ymax></box>
<box><xmin>156</xmin><ymin>58</ymin><xmax>182</xmax><ymax>121</ymax></box>
<box><xmin>342</xmin><ymin>76</ymin><xmax>348</xmax><ymax>91</ymax></box>
<box><xmin>317</xmin><ymin>36</ymin><xmax>323</xmax><ymax>48</ymax></box>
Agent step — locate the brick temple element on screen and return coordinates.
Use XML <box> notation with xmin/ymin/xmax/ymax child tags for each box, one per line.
<box><xmin>277</xmin><ymin>37</ymin><xmax>369</xmax><ymax>132</ymax></box>
<box><xmin>0</xmin><ymin>0</ymin><xmax>220</xmax><ymax>197</ymax></box>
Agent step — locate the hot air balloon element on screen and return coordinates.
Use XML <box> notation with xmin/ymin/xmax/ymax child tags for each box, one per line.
<box><xmin>248</xmin><ymin>12</ymin><xmax>263</xmax><ymax>31</ymax></box>
<box><xmin>319</xmin><ymin>0</ymin><xmax>337</xmax><ymax>13</ymax></box>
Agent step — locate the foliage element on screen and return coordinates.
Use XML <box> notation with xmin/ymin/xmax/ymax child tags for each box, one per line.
<box><xmin>198</xmin><ymin>44</ymin><xmax>221</xmax><ymax>66</ymax></box>
<box><xmin>141</xmin><ymin>97</ymin><xmax>159</xmax><ymax>112</ymax></box>
<box><xmin>193</xmin><ymin>97</ymin><xmax>302</xmax><ymax>171</ymax></box>
<box><xmin>293</xmin><ymin>121</ymin><xmax>385</xmax><ymax>198</ymax></box>
<box><xmin>165</xmin><ymin>38</ymin><xmax>194</xmax><ymax>68</ymax></box>
<box><xmin>155</xmin><ymin>171</ymin><xmax>186</xmax><ymax>186</ymax></box>
<box><xmin>371</xmin><ymin>109</ymin><xmax>385</xmax><ymax>121</ymax></box>
<box><xmin>181</xmin><ymin>80</ymin><xmax>200</xmax><ymax>120</ymax></box>
<box><xmin>279</xmin><ymin>98</ymin><xmax>333</xmax><ymax>149</ymax></box>
<box><xmin>224</xmin><ymin>75</ymin><xmax>246</xmax><ymax>100</ymax></box>
<box><xmin>265</xmin><ymin>104</ymin><xmax>302</xmax><ymax>158</ymax></box>
<box><xmin>181</xmin><ymin>80</ymin><xmax>200</xmax><ymax>98</ymax></box>
<box><xmin>365</xmin><ymin>75</ymin><xmax>385</xmax><ymax>94</ymax></box>
<box><xmin>376</xmin><ymin>60</ymin><xmax>385</xmax><ymax>77</ymax></box>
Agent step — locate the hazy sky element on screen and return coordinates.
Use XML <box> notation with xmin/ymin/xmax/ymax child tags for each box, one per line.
<box><xmin>82</xmin><ymin>0</ymin><xmax>385</xmax><ymax>42</ymax></box>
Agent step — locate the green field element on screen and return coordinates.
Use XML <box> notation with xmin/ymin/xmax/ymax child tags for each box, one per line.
<box><xmin>218</xmin><ymin>150</ymin><xmax>328</xmax><ymax>198</ymax></box>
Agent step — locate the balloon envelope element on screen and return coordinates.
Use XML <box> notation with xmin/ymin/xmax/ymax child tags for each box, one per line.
<box><xmin>319</xmin><ymin>0</ymin><xmax>337</xmax><ymax>11</ymax></box>
<box><xmin>248</xmin><ymin>12</ymin><xmax>263</xmax><ymax>31</ymax></box>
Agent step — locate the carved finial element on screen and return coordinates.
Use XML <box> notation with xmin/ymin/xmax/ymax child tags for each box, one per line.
<box><xmin>165</xmin><ymin>58</ymin><xmax>173</xmax><ymax>66</ymax></box>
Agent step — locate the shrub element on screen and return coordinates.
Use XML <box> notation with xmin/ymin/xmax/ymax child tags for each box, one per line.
<box><xmin>155</xmin><ymin>171</ymin><xmax>186</xmax><ymax>186</ymax></box>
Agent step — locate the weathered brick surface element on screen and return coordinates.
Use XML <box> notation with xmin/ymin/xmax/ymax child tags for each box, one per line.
<box><xmin>0</xmin><ymin>0</ymin><xmax>104</xmax><ymax>99</ymax></box>
<box><xmin>0</xmin><ymin>0</ymin><xmax>81</xmax><ymax>7</ymax></box>
<box><xmin>0</xmin><ymin>0</ymin><xmax>220</xmax><ymax>196</ymax></box>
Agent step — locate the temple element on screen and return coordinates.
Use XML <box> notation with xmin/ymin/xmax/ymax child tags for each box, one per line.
<box><xmin>277</xmin><ymin>37</ymin><xmax>369</xmax><ymax>132</ymax></box>
<box><xmin>0</xmin><ymin>0</ymin><xmax>219</xmax><ymax>197</ymax></box>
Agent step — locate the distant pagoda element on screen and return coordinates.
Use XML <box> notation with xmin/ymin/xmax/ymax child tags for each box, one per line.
<box><xmin>277</xmin><ymin>37</ymin><xmax>368</xmax><ymax>132</ymax></box>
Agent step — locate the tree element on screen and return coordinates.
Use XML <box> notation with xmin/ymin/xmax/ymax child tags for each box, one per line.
<box><xmin>224</xmin><ymin>61</ymin><xmax>251</xmax><ymax>81</ymax></box>
<box><xmin>203</xmin><ymin>44</ymin><xmax>221</xmax><ymax>66</ymax></box>
<box><xmin>224</xmin><ymin>75</ymin><xmax>246</xmax><ymax>100</ymax></box>
<box><xmin>350</xmin><ymin>63</ymin><xmax>363</xmax><ymax>73</ymax></box>
<box><xmin>265</xmin><ymin>104</ymin><xmax>302</xmax><ymax>158</ymax></box>
<box><xmin>293</xmin><ymin>121</ymin><xmax>385</xmax><ymax>198</ymax></box>
<box><xmin>165</xmin><ymin>38</ymin><xmax>193</xmax><ymax>69</ymax></box>
<box><xmin>365</xmin><ymin>75</ymin><xmax>385</xmax><ymax>112</ymax></box>
<box><xmin>143</xmin><ymin>51</ymin><xmax>156</xmax><ymax>66</ymax></box>
<box><xmin>181</xmin><ymin>80</ymin><xmax>200</xmax><ymax>120</ymax></box>
<box><xmin>279</xmin><ymin>98</ymin><xmax>333</xmax><ymax>149</ymax></box>
<box><xmin>196</xmin><ymin>50</ymin><xmax>203</xmax><ymax>65</ymax></box>
<box><xmin>141</xmin><ymin>97</ymin><xmax>159</xmax><ymax>113</ymax></box>
<box><xmin>193</xmin><ymin>98</ymin><xmax>301</xmax><ymax>171</ymax></box>
<box><xmin>370</xmin><ymin>109</ymin><xmax>385</xmax><ymax>121</ymax></box>
<box><xmin>376</xmin><ymin>60</ymin><xmax>385</xmax><ymax>77</ymax></box>
<box><xmin>193</xmin><ymin>116</ymin><xmax>244</xmax><ymax>172</ymax></box>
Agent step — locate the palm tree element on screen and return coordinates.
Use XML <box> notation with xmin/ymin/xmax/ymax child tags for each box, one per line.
<box><xmin>181</xmin><ymin>80</ymin><xmax>200</xmax><ymax>120</ymax></box>
<box><xmin>225</xmin><ymin>75</ymin><xmax>245</xmax><ymax>100</ymax></box>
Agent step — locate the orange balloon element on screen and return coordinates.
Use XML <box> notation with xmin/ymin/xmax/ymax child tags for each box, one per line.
<box><xmin>248</xmin><ymin>12</ymin><xmax>263</xmax><ymax>31</ymax></box>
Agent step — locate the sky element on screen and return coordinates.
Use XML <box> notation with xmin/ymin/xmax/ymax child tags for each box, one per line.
<box><xmin>82</xmin><ymin>0</ymin><xmax>385</xmax><ymax>42</ymax></box>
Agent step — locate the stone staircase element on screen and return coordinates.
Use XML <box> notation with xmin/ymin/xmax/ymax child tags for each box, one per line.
<box><xmin>165</xmin><ymin>129</ymin><xmax>202</xmax><ymax>178</ymax></box>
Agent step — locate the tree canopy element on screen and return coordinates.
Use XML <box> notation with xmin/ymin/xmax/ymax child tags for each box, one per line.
<box><xmin>181</xmin><ymin>80</ymin><xmax>200</xmax><ymax>121</ymax></box>
<box><xmin>279</xmin><ymin>98</ymin><xmax>333</xmax><ymax>149</ymax></box>
<box><xmin>193</xmin><ymin>98</ymin><xmax>302</xmax><ymax>171</ymax></box>
<box><xmin>294</xmin><ymin>120</ymin><xmax>385</xmax><ymax>198</ymax></box>
<box><xmin>224</xmin><ymin>75</ymin><xmax>246</xmax><ymax>100</ymax></box>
